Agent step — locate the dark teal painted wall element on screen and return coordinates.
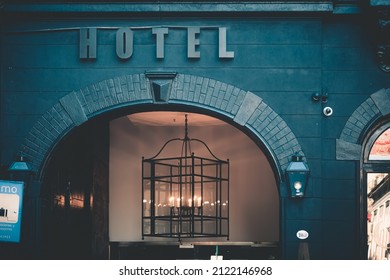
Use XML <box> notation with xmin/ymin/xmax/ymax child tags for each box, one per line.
<box><xmin>1</xmin><ymin>13</ymin><xmax>390</xmax><ymax>259</ymax></box>
<box><xmin>1</xmin><ymin>17</ymin><xmax>322</xmax><ymax>162</ymax></box>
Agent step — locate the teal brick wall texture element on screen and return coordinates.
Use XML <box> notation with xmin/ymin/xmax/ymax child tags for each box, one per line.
<box><xmin>20</xmin><ymin>73</ymin><xmax>304</xmax><ymax>179</ymax></box>
<box><xmin>336</xmin><ymin>88</ymin><xmax>390</xmax><ymax>160</ymax></box>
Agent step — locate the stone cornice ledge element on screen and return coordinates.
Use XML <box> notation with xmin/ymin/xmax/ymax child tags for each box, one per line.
<box><xmin>3</xmin><ymin>2</ymin><xmax>335</xmax><ymax>14</ymax></box>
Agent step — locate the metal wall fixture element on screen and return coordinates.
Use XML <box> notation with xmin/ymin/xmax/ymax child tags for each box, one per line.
<box><xmin>323</xmin><ymin>106</ymin><xmax>333</xmax><ymax>117</ymax></box>
<box><xmin>142</xmin><ymin>114</ymin><xmax>229</xmax><ymax>240</ymax></box>
<box><xmin>312</xmin><ymin>91</ymin><xmax>334</xmax><ymax>117</ymax></box>
<box><xmin>285</xmin><ymin>154</ymin><xmax>310</xmax><ymax>198</ymax></box>
<box><xmin>8</xmin><ymin>154</ymin><xmax>34</xmax><ymax>183</ymax></box>
<box><xmin>312</xmin><ymin>91</ymin><xmax>328</xmax><ymax>103</ymax></box>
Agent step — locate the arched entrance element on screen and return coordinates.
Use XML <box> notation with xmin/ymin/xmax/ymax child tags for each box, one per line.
<box><xmin>363</xmin><ymin>119</ymin><xmax>390</xmax><ymax>260</ymax></box>
<box><xmin>336</xmin><ymin>88</ymin><xmax>390</xmax><ymax>259</ymax></box>
<box><xmin>18</xmin><ymin>73</ymin><xmax>306</xmax><ymax>259</ymax></box>
<box><xmin>109</xmin><ymin>111</ymin><xmax>279</xmax><ymax>259</ymax></box>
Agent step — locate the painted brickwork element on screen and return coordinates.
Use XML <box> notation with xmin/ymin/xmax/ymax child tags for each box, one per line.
<box><xmin>20</xmin><ymin>73</ymin><xmax>304</xmax><ymax>177</ymax></box>
<box><xmin>336</xmin><ymin>88</ymin><xmax>390</xmax><ymax>160</ymax></box>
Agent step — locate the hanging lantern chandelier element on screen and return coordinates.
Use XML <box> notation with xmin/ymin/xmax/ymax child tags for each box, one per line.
<box><xmin>142</xmin><ymin>114</ymin><xmax>229</xmax><ymax>240</ymax></box>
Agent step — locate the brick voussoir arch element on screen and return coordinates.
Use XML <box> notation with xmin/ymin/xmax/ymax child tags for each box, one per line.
<box><xmin>336</xmin><ymin>88</ymin><xmax>390</xmax><ymax>160</ymax></box>
<box><xmin>169</xmin><ymin>74</ymin><xmax>304</xmax><ymax>169</ymax></box>
<box><xmin>20</xmin><ymin>73</ymin><xmax>304</xmax><ymax>180</ymax></box>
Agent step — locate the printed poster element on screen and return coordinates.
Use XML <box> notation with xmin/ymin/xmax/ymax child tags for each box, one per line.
<box><xmin>0</xmin><ymin>180</ymin><xmax>24</xmax><ymax>243</ymax></box>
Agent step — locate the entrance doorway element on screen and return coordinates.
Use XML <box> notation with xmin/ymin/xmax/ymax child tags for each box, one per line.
<box><xmin>41</xmin><ymin>120</ymin><xmax>109</xmax><ymax>259</ymax></box>
<box><xmin>109</xmin><ymin>111</ymin><xmax>280</xmax><ymax>259</ymax></box>
<box><xmin>41</xmin><ymin>110</ymin><xmax>280</xmax><ymax>259</ymax></box>
<box><xmin>363</xmin><ymin>121</ymin><xmax>390</xmax><ymax>260</ymax></box>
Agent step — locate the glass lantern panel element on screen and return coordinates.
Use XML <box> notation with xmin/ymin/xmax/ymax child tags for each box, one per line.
<box><xmin>202</xmin><ymin>181</ymin><xmax>217</xmax><ymax>217</ymax></box>
<box><xmin>154</xmin><ymin>220</ymin><xmax>171</xmax><ymax>235</ymax></box>
<box><xmin>202</xmin><ymin>161</ymin><xmax>218</xmax><ymax>179</ymax></box>
<box><xmin>180</xmin><ymin>220</ymin><xmax>192</xmax><ymax>235</ymax></box>
<box><xmin>221</xmin><ymin>180</ymin><xmax>229</xmax><ymax>218</ymax></box>
<box><xmin>143</xmin><ymin>218</ymin><xmax>151</xmax><ymax>235</ymax></box>
<box><xmin>143</xmin><ymin>179</ymin><xmax>151</xmax><ymax>218</ymax></box>
<box><xmin>154</xmin><ymin>161</ymin><xmax>173</xmax><ymax>179</ymax></box>
<box><xmin>202</xmin><ymin>220</ymin><xmax>218</xmax><ymax>235</ymax></box>
<box><xmin>193</xmin><ymin>178</ymin><xmax>203</xmax><ymax>208</ymax></box>
<box><xmin>221</xmin><ymin>219</ymin><xmax>229</xmax><ymax>236</ymax></box>
<box><xmin>154</xmin><ymin>182</ymin><xmax>170</xmax><ymax>216</ymax></box>
<box><xmin>193</xmin><ymin>220</ymin><xmax>202</xmax><ymax>235</ymax></box>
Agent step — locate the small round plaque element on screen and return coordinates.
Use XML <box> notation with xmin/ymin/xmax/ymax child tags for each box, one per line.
<box><xmin>296</xmin><ymin>230</ymin><xmax>309</xmax><ymax>240</ymax></box>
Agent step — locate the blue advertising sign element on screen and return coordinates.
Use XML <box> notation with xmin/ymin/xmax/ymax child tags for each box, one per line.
<box><xmin>0</xmin><ymin>180</ymin><xmax>24</xmax><ymax>243</ymax></box>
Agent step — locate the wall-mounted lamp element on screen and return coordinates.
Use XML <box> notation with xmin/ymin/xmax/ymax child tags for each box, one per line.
<box><xmin>285</xmin><ymin>154</ymin><xmax>310</xmax><ymax>198</ymax></box>
<box><xmin>8</xmin><ymin>155</ymin><xmax>34</xmax><ymax>183</ymax></box>
<box><xmin>312</xmin><ymin>91</ymin><xmax>328</xmax><ymax>103</ymax></box>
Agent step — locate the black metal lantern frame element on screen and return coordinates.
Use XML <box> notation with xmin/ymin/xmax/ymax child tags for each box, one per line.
<box><xmin>8</xmin><ymin>155</ymin><xmax>34</xmax><ymax>183</ymax></box>
<box><xmin>285</xmin><ymin>154</ymin><xmax>310</xmax><ymax>198</ymax></box>
<box><xmin>142</xmin><ymin>115</ymin><xmax>229</xmax><ymax>240</ymax></box>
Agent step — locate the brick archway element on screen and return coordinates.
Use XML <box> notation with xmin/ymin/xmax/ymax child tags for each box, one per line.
<box><xmin>20</xmin><ymin>73</ymin><xmax>304</xmax><ymax>180</ymax></box>
<box><xmin>336</xmin><ymin>88</ymin><xmax>390</xmax><ymax>160</ymax></box>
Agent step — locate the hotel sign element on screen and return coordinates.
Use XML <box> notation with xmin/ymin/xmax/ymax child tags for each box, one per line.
<box><xmin>80</xmin><ymin>26</ymin><xmax>235</xmax><ymax>60</ymax></box>
<box><xmin>0</xmin><ymin>181</ymin><xmax>24</xmax><ymax>243</ymax></box>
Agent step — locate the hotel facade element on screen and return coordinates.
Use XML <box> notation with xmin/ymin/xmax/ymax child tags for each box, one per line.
<box><xmin>0</xmin><ymin>1</ymin><xmax>389</xmax><ymax>259</ymax></box>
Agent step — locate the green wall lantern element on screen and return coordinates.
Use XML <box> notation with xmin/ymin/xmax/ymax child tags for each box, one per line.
<box><xmin>8</xmin><ymin>155</ymin><xmax>34</xmax><ymax>184</ymax></box>
<box><xmin>285</xmin><ymin>154</ymin><xmax>310</xmax><ymax>198</ymax></box>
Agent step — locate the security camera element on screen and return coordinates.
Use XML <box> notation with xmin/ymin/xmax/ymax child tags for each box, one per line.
<box><xmin>323</xmin><ymin>106</ymin><xmax>333</xmax><ymax>117</ymax></box>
